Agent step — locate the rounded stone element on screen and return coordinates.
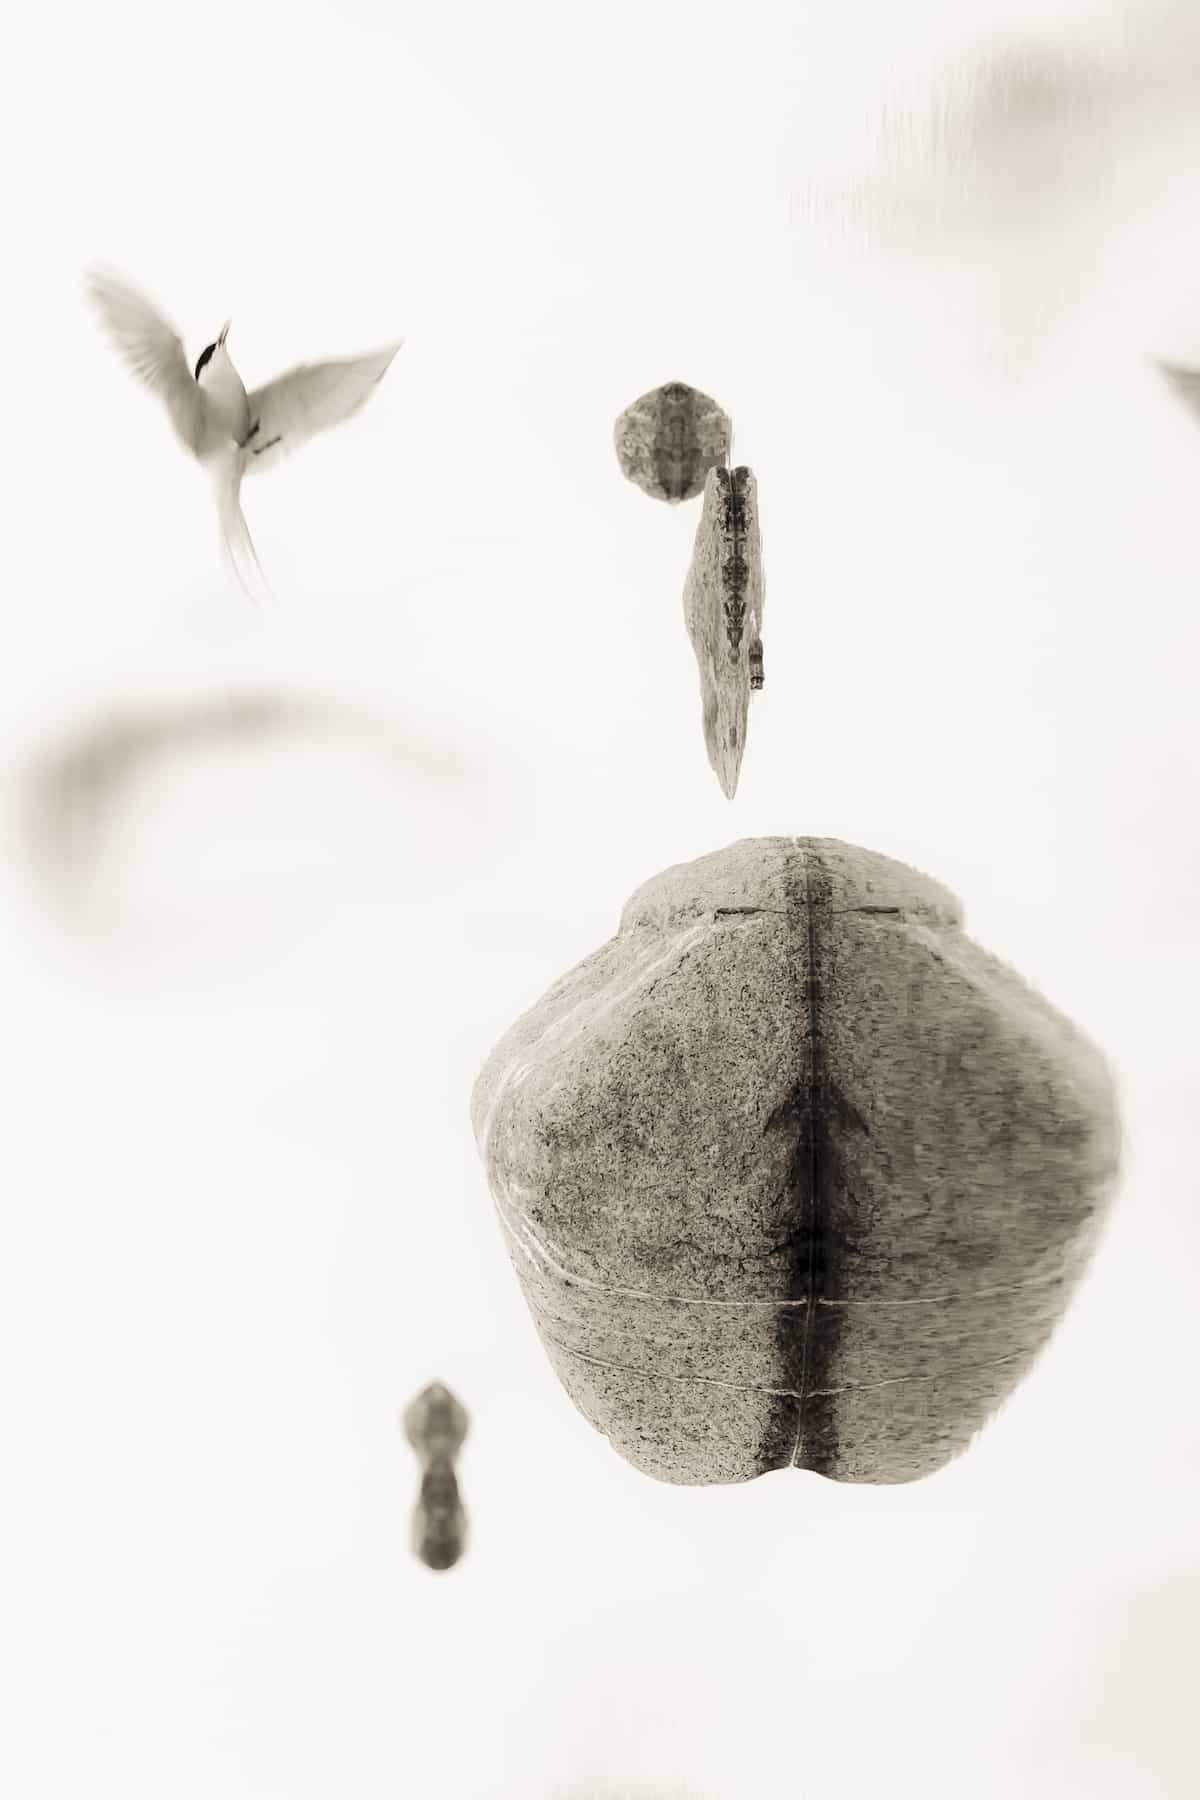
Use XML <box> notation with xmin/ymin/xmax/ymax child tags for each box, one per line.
<box><xmin>403</xmin><ymin>1381</ymin><xmax>469</xmax><ymax>1462</ymax></box>
<box><xmin>470</xmin><ymin>838</ymin><xmax>1121</xmax><ymax>1488</ymax></box>
<box><xmin>403</xmin><ymin>1382</ymin><xmax>469</xmax><ymax>1572</ymax></box>
<box><xmin>614</xmin><ymin>381</ymin><xmax>733</xmax><ymax>503</ymax></box>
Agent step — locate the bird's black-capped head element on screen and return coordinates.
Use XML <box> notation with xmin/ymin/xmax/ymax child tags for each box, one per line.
<box><xmin>193</xmin><ymin>320</ymin><xmax>231</xmax><ymax>384</ymax></box>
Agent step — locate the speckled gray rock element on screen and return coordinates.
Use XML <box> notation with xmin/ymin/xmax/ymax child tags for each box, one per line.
<box><xmin>683</xmin><ymin>466</ymin><xmax>765</xmax><ymax>798</ymax></box>
<box><xmin>470</xmin><ymin>839</ymin><xmax>1121</xmax><ymax>1487</ymax></box>
<box><xmin>613</xmin><ymin>381</ymin><xmax>732</xmax><ymax>503</ymax></box>
<box><xmin>403</xmin><ymin>1382</ymin><xmax>469</xmax><ymax>1570</ymax></box>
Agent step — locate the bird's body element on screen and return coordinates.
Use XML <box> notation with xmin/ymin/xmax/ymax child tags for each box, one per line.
<box><xmin>196</xmin><ymin>341</ymin><xmax>253</xmax><ymax>453</ymax></box>
<box><xmin>85</xmin><ymin>267</ymin><xmax>403</xmax><ymax>597</ymax></box>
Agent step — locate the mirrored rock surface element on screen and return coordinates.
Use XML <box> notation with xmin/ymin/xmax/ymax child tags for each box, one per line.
<box><xmin>613</xmin><ymin>381</ymin><xmax>733</xmax><ymax>503</ymax></box>
<box><xmin>471</xmin><ymin>839</ymin><xmax>1121</xmax><ymax>1490</ymax></box>
<box><xmin>682</xmin><ymin>465</ymin><xmax>765</xmax><ymax>799</ymax></box>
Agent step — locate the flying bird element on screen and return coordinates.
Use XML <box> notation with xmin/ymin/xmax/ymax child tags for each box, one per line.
<box><xmin>85</xmin><ymin>266</ymin><xmax>403</xmax><ymax>597</ymax></box>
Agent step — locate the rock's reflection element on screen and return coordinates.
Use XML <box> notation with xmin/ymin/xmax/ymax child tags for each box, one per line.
<box><xmin>402</xmin><ymin>1382</ymin><xmax>469</xmax><ymax>1573</ymax></box>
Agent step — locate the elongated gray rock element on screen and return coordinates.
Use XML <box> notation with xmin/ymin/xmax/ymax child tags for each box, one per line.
<box><xmin>403</xmin><ymin>1382</ymin><xmax>469</xmax><ymax>1571</ymax></box>
<box><xmin>470</xmin><ymin>839</ymin><xmax>1121</xmax><ymax>1487</ymax></box>
<box><xmin>683</xmin><ymin>465</ymin><xmax>765</xmax><ymax>798</ymax></box>
<box><xmin>613</xmin><ymin>381</ymin><xmax>733</xmax><ymax>503</ymax></box>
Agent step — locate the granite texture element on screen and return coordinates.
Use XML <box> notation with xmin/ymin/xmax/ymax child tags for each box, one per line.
<box><xmin>682</xmin><ymin>466</ymin><xmax>765</xmax><ymax>798</ymax></box>
<box><xmin>613</xmin><ymin>381</ymin><xmax>733</xmax><ymax>504</ymax></box>
<box><xmin>470</xmin><ymin>839</ymin><xmax>1121</xmax><ymax>1487</ymax></box>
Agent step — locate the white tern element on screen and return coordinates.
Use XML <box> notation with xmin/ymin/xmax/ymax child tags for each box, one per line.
<box><xmin>85</xmin><ymin>266</ymin><xmax>403</xmax><ymax>597</ymax></box>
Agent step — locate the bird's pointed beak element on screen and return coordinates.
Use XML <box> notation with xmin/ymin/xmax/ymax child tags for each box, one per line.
<box><xmin>218</xmin><ymin>319</ymin><xmax>232</xmax><ymax>346</ymax></box>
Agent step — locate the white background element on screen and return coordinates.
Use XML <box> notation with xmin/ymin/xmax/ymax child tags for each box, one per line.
<box><xmin>2</xmin><ymin>1</ymin><xmax>1198</xmax><ymax>1795</ymax></box>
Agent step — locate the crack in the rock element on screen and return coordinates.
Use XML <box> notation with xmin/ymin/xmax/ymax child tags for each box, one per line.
<box><xmin>789</xmin><ymin>850</ymin><xmax>822</xmax><ymax>1466</ymax></box>
<box><xmin>541</xmin><ymin>1330</ymin><xmax>1027</xmax><ymax>1400</ymax></box>
<box><xmin>715</xmin><ymin>466</ymin><xmax>750</xmax><ymax>656</ymax></box>
<box><xmin>714</xmin><ymin>905</ymin><xmax>905</xmax><ymax>918</ymax></box>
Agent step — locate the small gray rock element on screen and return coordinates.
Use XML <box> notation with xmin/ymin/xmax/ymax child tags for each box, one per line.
<box><xmin>682</xmin><ymin>466</ymin><xmax>765</xmax><ymax>799</ymax></box>
<box><xmin>470</xmin><ymin>839</ymin><xmax>1121</xmax><ymax>1488</ymax></box>
<box><xmin>613</xmin><ymin>381</ymin><xmax>733</xmax><ymax>503</ymax></box>
<box><xmin>403</xmin><ymin>1382</ymin><xmax>469</xmax><ymax>1570</ymax></box>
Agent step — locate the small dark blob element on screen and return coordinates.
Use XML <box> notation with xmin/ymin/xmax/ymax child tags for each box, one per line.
<box><xmin>403</xmin><ymin>1381</ymin><xmax>470</xmax><ymax>1573</ymax></box>
<box><xmin>420</xmin><ymin>1535</ymin><xmax>463</xmax><ymax>1573</ymax></box>
<box><xmin>193</xmin><ymin>341</ymin><xmax>216</xmax><ymax>381</ymax></box>
<box><xmin>413</xmin><ymin>1465</ymin><xmax>467</xmax><ymax>1571</ymax></box>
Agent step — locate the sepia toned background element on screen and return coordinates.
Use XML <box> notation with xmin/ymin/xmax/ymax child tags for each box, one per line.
<box><xmin>1</xmin><ymin>1</ymin><xmax>1197</xmax><ymax>1794</ymax></box>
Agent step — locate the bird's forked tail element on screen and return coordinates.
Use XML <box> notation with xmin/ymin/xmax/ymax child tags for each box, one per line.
<box><xmin>213</xmin><ymin>456</ymin><xmax>270</xmax><ymax>602</ymax></box>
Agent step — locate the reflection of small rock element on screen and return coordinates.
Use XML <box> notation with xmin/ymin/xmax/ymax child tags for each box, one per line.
<box><xmin>471</xmin><ymin>838</ymin><xmax>1121</xmax><ymax>1490</ymax></box>
<box><xmin>412</xmin><ymin>1465</ymin><xmax>467</xmax><ymax>1572</ymax></box>
<box><xmin>682</xmin><ymin>466</ymin><xmax>765</xmax><ymax>799</ymax></box>
<box><xmin>614</xmin><ymin>381</ymin><xmax>732</xmax><ymax>503</ymax></box>
<box><xmin>403</xmin><ymin>1382</ymin><xmax>469</xmax><ymax>1573</ymax></box>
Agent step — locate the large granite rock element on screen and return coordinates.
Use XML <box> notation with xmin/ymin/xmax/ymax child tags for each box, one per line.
<box><xmin>470</xmin><ymin>839</ymin><xmax>1121</xmax><ymax>1487</ymax></box>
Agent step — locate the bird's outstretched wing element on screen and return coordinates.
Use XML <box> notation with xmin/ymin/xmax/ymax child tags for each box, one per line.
<box><xmin>85</xmin><ymin>266</ymin><xmax>206</xmax><ymax>456</ymax></box>
<box><xmin>1158</xmin><ymin>361</ymin><xmax>1200</xmax><ymax>423</ymax></box>
<box><xmin>242</xmin><ymin>343</ymin><xmax>403</xmax><ymax>476</ymax></box>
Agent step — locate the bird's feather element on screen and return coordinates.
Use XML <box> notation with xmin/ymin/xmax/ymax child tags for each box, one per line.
<box><xmin>212</xmin><ymin>457</ymin><xmax>269</xmax><ymax>603</ymax></box>
<box><xmin>242</xmin><ymin>343</ymin><xmax>403</xmax><ymax>476</ymax></box>
<box><xmin>85</xmin><ymin>266</ymin><xmax>207</xmax><ymax>456</ymax></box>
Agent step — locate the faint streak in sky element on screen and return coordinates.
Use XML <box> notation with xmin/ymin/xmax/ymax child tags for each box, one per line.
<box><xmin>796</xmin><ymin>41</ymin><xmax>1121</xmax><ymax>252</ymax></box>
<box><xmin>22</xmin><ymin>689</ymin><xmax>483</xmax><ymax>908</ymax></box>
